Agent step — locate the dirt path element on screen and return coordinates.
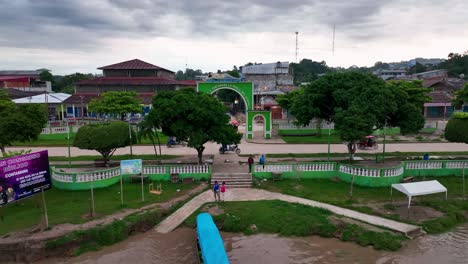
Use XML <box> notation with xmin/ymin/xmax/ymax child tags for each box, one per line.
<box><xmin>0</xmin><ymin>184</ymin><xmax>207</xmax><ymax>245</ymax></box>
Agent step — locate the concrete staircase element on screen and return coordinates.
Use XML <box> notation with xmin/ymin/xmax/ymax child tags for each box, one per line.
<box><xmin>211</xmin><ymin>173</ymin><xmax>253</xmax><ymax>188</ymax></box>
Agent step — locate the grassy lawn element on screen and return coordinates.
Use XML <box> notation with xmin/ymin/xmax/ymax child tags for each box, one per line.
<box><xmin>13</xmin><ymin>133</ymin><xmax>169</xmax><ymax>147</ymax></box>
<box><xmin>0</xmin><ymin>182</ymin><xmax>199</xmax><ymax>235</ymax></box>
<box><xmin>185</xmin><ymin>200</ymin><xmax>405</xmax><ymax>251</ymax></box>
<box><xmin>257</xmin><ymin>177</ymin><xmax>464</xmax><ymax>205</ymax></box>
<box><xmin>256</xmin><ymin>177</ymin><xmax>468</xmax><ymax>234</ymax></box>
<box><xmin>281</xmin><ymin>134</ymin><xmax>343</xmax><ymax>144</ymax></box>
<box><xmin>49</xmin><ymin>154</ymin><xmax>179</xmax><ymax>162</ymax></box>
<box><xmin>261</xmin><ymin>151</ymin><xmax>468</xmax><ymax>159</ymax></box>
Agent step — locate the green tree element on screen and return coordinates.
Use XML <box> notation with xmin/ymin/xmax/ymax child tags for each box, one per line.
<box><xmin>73</xmin><ymin>122</ymin><xmax>136</xmax><ymax>164</ymax></box>
<box><xmin>39</xmin><ymin>69</ymin><xmax>54</xmax><ymax>82</ymax></box>
<box><xmin>137</xmin><ymin>112</ymin><xmax>162</xmax><ymax>158</ymax></box>
<box><xmin>290</xmin><ymin>59</ymin><xmax>330</xmax><ymax>85</ymax></box>
<box><xmin>149</xmin><ymin>89</ymin><xmax>242</xmax><ymax>164</ymax></box>
<box><xmin>407</xmin><ymin>62</ymin><xmax>427</xmax><ymax>74</ymax></box>
<box><xmin>386</xmin><ymin>80</ymin><xmax>431</xmax><ymax>134</ymax></box>
<box><xmin>438</xmin><ymin>53</ymin><xmax>468</xmax><ymax>79</ymax></box>
<box><xmin>88</xmin><ymin>91</ymin><xmax>142</xmax><ymax>120</ymax></box>
<box><xmin>53</xmin><ymin>73</ymin><xmax>94</xmax><ymax>93</ymax></box>
<box><xmin>452</xmin><ymin>84</ymin><xmax>468</xmax><ymax>109</ymax></box>
<box><xmin>276</xmin><ymin>89</ymin><xmax>302</xmax><ymax>121</ymax></box>
<box><xmin>0</xmin><ymin>103</ymin><xmax>47</xmax><ymax>155</ymax></box>
<box><xmin>291</xmin><ymin>72</ymin><xmax>425</xmax><ymax>159</ymax></box>
<box><xmin>0</xmin><ymin>89</ymin><xmax>15</xmax><ymax>112</ymax></box>
<box><xmin>445</xmin><ymin>112</ymin><xmax>468</xmax><ymax>143</ymax></box>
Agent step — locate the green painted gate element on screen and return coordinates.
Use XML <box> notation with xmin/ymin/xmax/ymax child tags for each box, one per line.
<box><xmin>197</xmin><ymin>82</ymin><xmax>272</xmax><ymax>139</ymax></box>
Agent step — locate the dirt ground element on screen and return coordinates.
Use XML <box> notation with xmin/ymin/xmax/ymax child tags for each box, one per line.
<box><xmin>364</xmin><ymin>202</ymin><xmax>445</xmax><ymax>223</ymax></box>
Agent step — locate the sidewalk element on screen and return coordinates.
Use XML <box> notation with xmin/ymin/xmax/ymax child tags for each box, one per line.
<box><xmin>155</xmin><ymin>188</ymin><xmax>421</xmax><ymax>236</ymax></box>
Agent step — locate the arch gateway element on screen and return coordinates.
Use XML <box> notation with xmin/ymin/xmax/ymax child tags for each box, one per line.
<box><xmin>197</xmin><ymin>82</ymin><xmax>272</xmax><ymax>139</ymax></box>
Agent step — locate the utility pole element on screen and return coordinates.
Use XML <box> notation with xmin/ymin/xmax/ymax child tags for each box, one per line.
<box><xmin>332</xmin><ymin>24</ymin><xmax>335</xmax><ymax>56</ymax></box>
<box><xmin>295</xmin><ymin>31</ymin><xmax>299</xmax><ymax>63</ymax></box>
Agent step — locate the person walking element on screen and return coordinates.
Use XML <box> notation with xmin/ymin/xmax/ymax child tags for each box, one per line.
<box><xmin>213</xmin><ymin>181</ymin><xmax>221</xmax><ymax>202</ymax></box>
<box><xmin>259</xmin><ymin>154</ymin><xmax>266</xmax><ymax>169</ymax></box>
<box><xmin>248</xmin><ymin>156</ymin><xmax>254</xmax><ymax>173</ymax></box>
<box><xmin>220</xmin><ymin>182</ymin><xmax>226</xmax><ymax>202</ymax></box>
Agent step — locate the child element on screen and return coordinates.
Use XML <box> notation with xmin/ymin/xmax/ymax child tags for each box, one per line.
<box><xmin>213</xmin><ymin>181</ymin><xmax>220</xmax><ymax>202</ymax></box>
<box><xmin>220</xmin><ymin>182</ymin><xmax>226</xmax><ymax>202</ymax></box>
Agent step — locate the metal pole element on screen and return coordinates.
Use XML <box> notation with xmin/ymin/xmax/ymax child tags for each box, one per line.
<box><xmin>327</xmin><ymin>122</ymin><xmax>331</xmax><ymax>162</ymax></box>
<box><xmin>128</xmin><ymin>121</ymin><xmax>133</xmax><ymax>158</ymax></box>
<box><xmin>349</xmin><ymin>175</ymin><xmax>355</xmax><ymax>197</ymax></box>
<box><xmin>41</xmin><ymin>188</ymin><xmax>49</xmax><ymax>229</ymax></box>
<box><xmin>463</xmin><ymin>161</ymin><xmax>466</xmax><ymax>200</ymax></box>
<box><xmin>120</xmin><ymin>172</ymin><xmax>124</xmax><ymax>206</ymax></box>
<box><xmin>382</xmin><ymin>119</ymin><xmax>387</xmax><ymax>163</ymax></box>
<box><xmin>67</xmin><ymin>123</ymin><xmax>71</xmax><ymax>168</ymax></box>
<box><xmin>141</xmin><ymin>173</ymin><xmax>145</xmax><ymax>202</ymax></box>
<box><xmin>90</xmin><ymin>176</ymin><xmax>95</xmax><ymax>217</ymax></box>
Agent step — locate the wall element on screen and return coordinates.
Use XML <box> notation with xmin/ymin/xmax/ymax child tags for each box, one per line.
<box><xmin>253</xmin><ymin>160</ymin><xmax>468</xmax><ymax>187</ymax></box>
<box><xmin>244</xmin><ymin>73</ymin><xmax>294</xmax><ymax>90</ymax></box>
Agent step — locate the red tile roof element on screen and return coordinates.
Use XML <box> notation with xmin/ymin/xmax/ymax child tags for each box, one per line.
<box><xmin>97</xmin><ymin>59</ymin><xmax>174</xmax><ymax>73</ymax></box>
<box><xmin>63</xmin><ymin>93</ymin><xmax>155</xmax><ymax>105</ymax></box>
<box><xmin>428</xmin><ymin>91</ymin><xmax>453</xmax><ymax>104</ymax></box>
<box><xmin>75</xmin><ymin>77</ymin><xmax>192</xmax><ymax>86</ymax></box>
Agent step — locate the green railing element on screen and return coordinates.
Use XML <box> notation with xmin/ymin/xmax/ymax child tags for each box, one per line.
<box><xmin>253</xmin><ymin>160</ymin><xmax>467</xmax><ymax>187</ymax></box>
<box><xmin>51</xmin><ymin>165</ymin><xmax>212</xmax><ymax>190</ymax></box>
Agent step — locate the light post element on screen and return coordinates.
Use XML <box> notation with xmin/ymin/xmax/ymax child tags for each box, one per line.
<box><xmin>128</xmin><ymin>120</ymin><xmax>133</xmax><ymax>158</ymax></box>
<box><xmin>234</xmin><ymin>99</ymin><xmax>239</xmax><ymax>115</ymax></box>
<box><xmin>67</xmin><ymin>121</ymin><xmax>71</xmax><ymax>168</ymax></box>
<box><xmin>382</xmin><ymin>118</ymin><xmax>387</xmax><ymax>163</ymax></box>
<box><xmin>327</xmin><ymin>121</ymin><xmax>331</xmax><ymax>162</ymax></box>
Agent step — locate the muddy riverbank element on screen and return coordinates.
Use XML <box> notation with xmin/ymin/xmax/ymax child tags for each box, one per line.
<box><xmin>33</xmin><ymin>224</ymin><xmax>468</xmax><ymax>264</ymax></box>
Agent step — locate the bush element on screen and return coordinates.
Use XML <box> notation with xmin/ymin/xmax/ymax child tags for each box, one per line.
<box><xmin>445</xmin><ymin>115</ymin><xmax>468</xmax><ymax>144</ymax></box>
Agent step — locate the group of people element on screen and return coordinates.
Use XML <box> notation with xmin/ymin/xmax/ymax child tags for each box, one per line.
<box><xmin>212</xmin><ymin>181</ymin><xmax>226</xmax><ymax>202</ymax></box>
<box><xmin>247</xmin><ymin>154</ymin><xmax>265</xmax><ymax>173</ymax></box>
<box><xmin>212</xmin><ymin>154</ymin><xmax>266</xmax><ymax>201</ymax></box>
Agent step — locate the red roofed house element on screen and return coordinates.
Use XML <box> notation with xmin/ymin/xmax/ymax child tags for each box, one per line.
<box><xmin>63</xmin><ymin>59</ymin><xmax>197</xmax><ymax>118</ymax></box>
<box><xmin>0</xmin><ymin>70</ymin><xmax>52</xmax><ymax>93</ymax></box>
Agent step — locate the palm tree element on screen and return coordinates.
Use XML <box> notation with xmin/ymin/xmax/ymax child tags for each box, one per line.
<box><xmin>137</xmin><ymin>115</ymin><xmax>162</xmax><ymax>159</ymax></box>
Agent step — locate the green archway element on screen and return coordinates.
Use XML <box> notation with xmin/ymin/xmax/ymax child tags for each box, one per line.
<box><xmin>197</xmin><ymin>82</ymin><xmax>271</xmax><ymax>139</ymax></box>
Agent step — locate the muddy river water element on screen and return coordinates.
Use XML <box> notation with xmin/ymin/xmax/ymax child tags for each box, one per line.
<box><xmin>41</xmin><ymin>224</ymin><xmax>468</xmax><ymax>264</ymax></box>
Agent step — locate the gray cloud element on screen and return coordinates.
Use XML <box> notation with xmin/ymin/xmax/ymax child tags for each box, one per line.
<box><xmin>0</xmin><ymin>0</ymin><xmax>394</xmax><ymax>49</ymax></box>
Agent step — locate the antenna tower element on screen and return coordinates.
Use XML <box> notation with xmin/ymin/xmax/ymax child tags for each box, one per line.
<box><xmin>295</xmin><ymin>31</ymin><xmax>299</xmax><ymax>63</ymax></box>
<box><xmin>332</xmin><ymin>24</ymin><xmax>335</xmax><ymax>56</ymax></box>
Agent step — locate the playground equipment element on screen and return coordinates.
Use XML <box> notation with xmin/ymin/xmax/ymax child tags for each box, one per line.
<box><xmin>149</xmin><ymin>183</ymin><xmax>162</xmax><ymax>195</ymax></box>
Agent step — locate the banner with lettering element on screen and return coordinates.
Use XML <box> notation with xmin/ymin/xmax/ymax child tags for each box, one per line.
<box><xmin>0</xmin><ymin>150</ymin><xmax>51</xmax><ymax>206</ymax></box>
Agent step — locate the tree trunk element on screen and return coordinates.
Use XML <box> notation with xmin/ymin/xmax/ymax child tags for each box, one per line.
<box><xmin>0</xmin><ymin>145</ymin><xmax>5</xmax><ymax>157</ymax></box>
<box><xmin>347</xmin><ymin>142</ymin><xmax>356</xmax><ymax>161</ymax></box>
<box><xmin>156</xmin><ymin>132</ymin><xmax>162</xmax><ymax>157</ymax></box>
<box><xmin>196</xmin><ymin>146</ymin><xmax>205</xmax><ymax>165</ymax></box>
<box><xmin>316</xmin><ymin>118</ymin><xmax>322</xmax><ymax>137</ymax></box>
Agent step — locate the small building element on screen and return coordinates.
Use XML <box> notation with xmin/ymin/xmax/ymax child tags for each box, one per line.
<box><xmin>12</xmin><ymin>93</ymin><xmax>71</xmax><ymax>120</ymax></box>
<box><xmin>422</xmin><ymin>75</ymin><xmax>466</xmax><ymax>119</ymax></box>
<box><xmin>0</xmin><ymin>70</ymin><xmax>52</xmax><ymax>93</ymax></box>
<box><xmin>240</xmin><ymin>62</ymin><xmax>297</xmax><ymax>115</ymax></box>
<box><xmin>63</xmin><ymin>59</ymin><xmax>196</xmax><ymax>118</ymax></box>
<box><xmin>373</xmin><ymin>69</ymin><xmax>407</xmax><ymax>80</ymax></box>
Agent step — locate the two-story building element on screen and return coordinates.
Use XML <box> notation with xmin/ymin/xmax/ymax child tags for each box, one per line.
<box><xmin>63</xmin><ymin>59</ymin><xmax>196</xmax><ymax>118</ymax></box>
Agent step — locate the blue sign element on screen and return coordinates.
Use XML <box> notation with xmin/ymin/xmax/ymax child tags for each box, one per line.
<box><xmin>120</xmin><ymin>159</ymin><xmax>143</xmax><ymax>175</ymax></box>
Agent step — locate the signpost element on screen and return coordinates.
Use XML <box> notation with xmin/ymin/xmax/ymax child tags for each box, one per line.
<box><xmin>120</xmin><ymin>159</ymin><xmax>144</xmax><ymax>203</ymax></box>
<box><xmin>0</xmin><ymin>151</ymin><xmax>51</xmax><ymax>227</ymax></box>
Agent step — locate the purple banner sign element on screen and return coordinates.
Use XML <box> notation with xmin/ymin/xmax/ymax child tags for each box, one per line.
<box><xmin>0</xmin><ymin>150</ymin><xmax>51</xmax><ymax>207</ymax></box>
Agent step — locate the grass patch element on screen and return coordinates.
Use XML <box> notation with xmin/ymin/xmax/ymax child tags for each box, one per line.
<box><xmin>0</xmin><ymin>182</ymin><xmax>198</xmax><ymax>235</ymax></box>
<box><xmin>185</xmin><ymin>200</ymin><xmax>404</xmax><ymax>251</ymax></box>
<box><xmin>420</xmin><ymin>200</ymin><xmax>468</xmax><ymax>234</ymax></box>
<box><xmin>281</xmin><ymin>134</ymin><xmax>343</xmax><ymax>144</ymax></box>
<box><xmin>262</xmin><ymin>151</ymin><xmax>468</xmax><ymax>159</ymax></box>
<box><xmin>48</xmin><ymin>154</ymin><xmax>178</xmax><ymax>162</ymax></box>
<box><xmin>13</xmin><ymin>133</ymin><xmax>169</xmax><ymax>147</ymax></box>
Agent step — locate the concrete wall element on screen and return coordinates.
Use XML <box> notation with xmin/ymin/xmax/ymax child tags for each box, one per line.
<box><xmin>244</xmin><ymin>73</ymin><xmax>293</xmax><ymax>90</ymax></box>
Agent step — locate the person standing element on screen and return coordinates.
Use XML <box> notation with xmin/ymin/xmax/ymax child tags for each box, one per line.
<box><xmin>213</xmin><ymin>181</ymin><xmax>221</xmax><ymax>202</ymax></box>
<box><xmin>248</xmin><ymin>156</ymin><xmax>254</xmax><ymax>173</ymax></box>
<box><xmin>220</xmin><ymin>182</ymin><xmax>226</xmax><ymax>202</ymax></box>
<box><xmin>259</xmin><ymin>154</ymin><xmax>266</xmax><ymax>169</ymax></box>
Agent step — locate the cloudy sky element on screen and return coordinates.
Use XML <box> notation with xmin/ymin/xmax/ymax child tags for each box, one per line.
<box><xmin>1</xmin><ymin>0</ymin><xmax>467</xmax><ymax>75</ymax></box>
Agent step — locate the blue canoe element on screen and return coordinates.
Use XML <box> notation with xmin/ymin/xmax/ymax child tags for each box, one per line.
<box><xmin>196</xmin><ymin>213</ymin><xmax>230</xmax><ymax>264</ymax></box>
